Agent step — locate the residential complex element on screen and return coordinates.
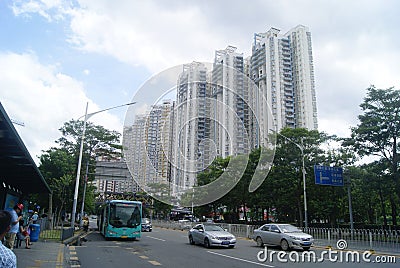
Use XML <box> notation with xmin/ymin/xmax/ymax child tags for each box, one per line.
<box><xmin>123</xmin><ymin>100</ymin><xmax>175</xmax><ymax>192</ymax></box>
<box><xmin>250</xmin><ymin>25</ymin><xmax>318</xmax><ymax>148</ymax></box>
<box><xmin>211</xmin><ymin>46</ymin><xmax>249</xmax><ymax>158</ymax></box>
<box><xmin>121</xmin><ymin>24</ymin><xmax>318</xmax><ymax>198</ymax></box>
<box><xmin>172</xmin><ymin>62</ymin><xmax>209</xmax><ymax>193</ymax></box>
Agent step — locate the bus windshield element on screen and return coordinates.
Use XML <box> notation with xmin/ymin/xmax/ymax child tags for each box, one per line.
<box><xmin>109</xmin><ymin>203</ymin><xmax>141</xmax><ymax>228</ymax></box>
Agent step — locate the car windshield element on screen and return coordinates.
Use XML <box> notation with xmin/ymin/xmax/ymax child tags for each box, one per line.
<box><xmin>280</xmin><ymin>224</ymin><xmax>301</xmax><ymax>233</ymax></box>
<box><xmin>142</xmin><ymin>218</ymin><xmax>150</xmax><ymax>224</ymax></box>
<box><xmin>204</xmin><ymin>225</ymin><xmax>224</xmax><ymax>232</ymax></box>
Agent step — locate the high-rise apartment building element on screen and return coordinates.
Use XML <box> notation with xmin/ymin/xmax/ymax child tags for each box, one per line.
<box><xmin>286</xmin><ymin>25</ymin><xmax>318</xmax><ymax>130</ymax></box>
<box><xmin>211</xmin><ymin>46</ymin><xmax>249</xmax><ymax>158</ymax></box>
<box><xmin>251</xmin><ymin>25</ymin><xmax>318</xmax><ymax>147</ymax></box>
<box><xmin>172</xmin><ymin>62</ymin><xmax>209</xmax><ymax>192</ymax></box>
<box><xmin>123</xmin><ymin>101</ymin><xmax>175</xmax><ymax>190</ymax></box>
<box><xmin>123</xmin><ymin>24</ymin><xmax>318</xmax><ymax>197</ymax></box>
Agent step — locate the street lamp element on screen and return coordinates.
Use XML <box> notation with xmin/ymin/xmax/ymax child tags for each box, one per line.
<box><xmin>71</xmin><ymin>101</ymin><xmax>136</xmax><ymax>227</ymax></box>
<box><xmin>270</xmin><ymin>129</ymin><xmax>308</xmax><ymax>228</ymax></box>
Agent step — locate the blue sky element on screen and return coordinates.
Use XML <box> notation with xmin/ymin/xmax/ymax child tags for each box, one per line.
<box><xmin>1</xmin><ymin>0</ymin><xmax>399</xmax><ymax>163</ymax></box>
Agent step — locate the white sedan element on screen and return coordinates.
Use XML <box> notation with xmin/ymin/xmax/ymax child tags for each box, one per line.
<box><xmin>188</xmin><ymin>223</ymin><xmax>236</xmax><ymax>248</ymax></box>
<box><xmin>252</xmin><ymin>223</ymin><xmax>313</xmax><ymax>250</ymax></box>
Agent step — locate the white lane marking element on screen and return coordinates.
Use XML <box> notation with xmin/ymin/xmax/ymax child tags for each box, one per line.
<box><xmin>147</xmin><ymin>236</ymin><xmax>166</xmax><ymax>242</ymax></box>
<box><xmin>207</xmin><ymin>251</ymin><xmax>274</xmax><ymax>267</ymax></box>
<box><xmin>148</xmin><ymin>260</ymin><xmax>162</xmax><ymax>266</ymax></box>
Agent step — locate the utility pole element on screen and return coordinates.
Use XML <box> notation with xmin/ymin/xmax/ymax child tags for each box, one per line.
<box><xmin>71</xmin><ymin>102</ymin><xmax>136</xmax><ymax>227</ymax></box>
<box><xmin>347</xmin><ymin>172</ymin><xmax>354</xmax><ymax>239</ymax></box>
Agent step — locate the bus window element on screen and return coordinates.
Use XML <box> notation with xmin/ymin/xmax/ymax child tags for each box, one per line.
<box><xmin>109</xmin><ymin>203</ymin><xmax>141</xmax><ymax>228</ymax></box>
<box><xmin>127</xmin><ymin>206</ymin><xmax>141</xmax><ymax>227</ymax></box>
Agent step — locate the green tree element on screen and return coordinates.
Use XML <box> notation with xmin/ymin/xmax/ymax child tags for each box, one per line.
<box><xmin>194</xmin><ymin>128</ymin><xmax>347</xmax><ymax>227</ymax></box>
<box><xmin>38</xmin><ymin>148</ymin><xmax>76</xmax><ymax>220</ymax></box>
<box><xmin>57</xmin><ymin>119</ymin><xmax>122</xmax><ymax>159</ymax></box>
<box><xmin>349</xmin><ymin>86</ymin><xmax>400</xmax><ymax>226</ymax></box>
<box><xmin>264</xmin><ymin>128</ymin><xmax>334</xmax><ymax>226</ymax></box>
<box><xmin>39</xmin><ymin>120</ymin><xmax>122</xmax><ymax>221</ymax></box>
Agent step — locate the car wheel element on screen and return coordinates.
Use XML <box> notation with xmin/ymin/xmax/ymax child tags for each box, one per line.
<box><xmin>228</xmin><ymin>245</ymin><xmax>235</xmax><ymax>249</ymax></box>
<box><xmin>280</xmin><ymin>239</ymin><xmax>290</xmax><ymax>251</ymax></box>
<box><xmin>204</xmin><ymin>238</ymin><xmax>211</xmax><ymax>248</ymax></box>
<box><xmin>256</xmin><ymin>237</ymin><xmax>264</xmax><ymax>247</ymax></box>
<box><xmin>303</xmin><ymin>247</ymin><xmax>310</xmax><ymax>251</ymax></box>
<box><xmin>189</xmin><ymin>235</ymin><xmax>195</xmax><ymax>245</ymax></box>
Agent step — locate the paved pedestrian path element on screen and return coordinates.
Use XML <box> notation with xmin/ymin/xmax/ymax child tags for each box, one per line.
<box><xmin>13</xmin><ymin>239</ymin><xmax>68</xmax><ymax>268</ymax></box>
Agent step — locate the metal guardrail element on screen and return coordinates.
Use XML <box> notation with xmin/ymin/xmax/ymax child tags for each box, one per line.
<box><xmin>303</xmin><ymin>227</ymin><xmax>400</xmax><ymax>252</ymax></box>
<box><xmin>34</xmin><ymin>217</ymin><xmax>82</xmax><ymax>241</ymax></box>
<box><xmin>153</xmin><ymin>220</ymin><xmax>400</xmax><ymax>253</ymax></box>
<box><xmin>153</xmin><ymin>220</ymin><xmax>194</xmax><ymax>231</ymax></box>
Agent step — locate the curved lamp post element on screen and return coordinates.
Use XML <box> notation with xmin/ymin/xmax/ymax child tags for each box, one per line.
<box><xmin>270</xmin><ymin>129</ymin><xmax>308</xmax><ymax>228</ymax></box>
<box><xmin>71</xmin><ymin>101</ymin><xmax>136</xmax><ymax>227</ymax></box>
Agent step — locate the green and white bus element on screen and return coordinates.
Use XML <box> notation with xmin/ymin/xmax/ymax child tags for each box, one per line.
<box><xmin>98</xmin><ymin>200</ymin><xmax>142</xmax><ymax>240</ymax></box>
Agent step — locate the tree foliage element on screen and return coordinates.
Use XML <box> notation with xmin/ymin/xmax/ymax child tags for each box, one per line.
<box><xmin>38</xmin><ymin>119</ymin><xmax>121</xmax><ymax>218</ymax></box>
<box><xmin>349</xmin><ymin>86</ymin><xmax>400</xmax><ymax>226</ymax></box>
<box><xmin>193</xmin><ymin>86</ymin><xmax>400</xmax><ymax>228</ymax></box>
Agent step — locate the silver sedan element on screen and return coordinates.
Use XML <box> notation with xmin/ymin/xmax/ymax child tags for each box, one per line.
<box><xmin>188</xmin><ymin>223</ymin><xmax>236</xmax><ymax>248</ymax></box>
<box><xmin>252</xmin><ymin>223</ymin><xmax>313</xmax><ymax>250</ymax></box>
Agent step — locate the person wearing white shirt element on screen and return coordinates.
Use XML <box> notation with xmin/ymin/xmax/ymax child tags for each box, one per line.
<box><xmin>0</xmin><ymin>210</ymin><xmax>17</xmax><ymax>267</ymax></box>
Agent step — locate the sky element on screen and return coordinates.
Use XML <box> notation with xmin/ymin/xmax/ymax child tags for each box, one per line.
<box><xmin>1</xmin><ymin>0</ymin><xmax>399</xmax><ymax>164</ymax></box>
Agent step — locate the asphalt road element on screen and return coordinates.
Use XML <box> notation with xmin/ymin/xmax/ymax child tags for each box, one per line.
<box><xmin>72</xmin><ymin>227</ymin><xmax>398</xmax><ymax>268</ymax></box>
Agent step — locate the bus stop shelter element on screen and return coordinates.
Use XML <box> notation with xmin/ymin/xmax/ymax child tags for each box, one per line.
<box><xmin>0</xmin><ymin>102</ymin><xmax>51</xmax><ymax>209</ymax></box>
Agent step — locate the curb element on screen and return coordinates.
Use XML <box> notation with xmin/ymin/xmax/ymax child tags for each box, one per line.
<box><xmin>63</xmin><ymin>230</ymin><xmax>89</xmax><ymax>246</ymax></box>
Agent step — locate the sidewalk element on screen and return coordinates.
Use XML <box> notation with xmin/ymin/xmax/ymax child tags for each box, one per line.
<box><xmin>13</xmin><ymin>239</ymin><xmax>69</xmax><ymax>268</ymax></box>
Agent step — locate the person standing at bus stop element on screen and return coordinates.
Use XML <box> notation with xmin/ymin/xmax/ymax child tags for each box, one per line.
<box><xmin>30</xmin><ymin>212</ymin><xmax>39</xmax><ymax>224</ymax></box>
<box><xmin>5</xmin><ymin>204</ymin><xmax>23</xmax><ymax>250</ymax></box>
<box><xmin>0</xmin><ymin>210</ymin><xmax>17</xmax><ymax>267</ymax></box>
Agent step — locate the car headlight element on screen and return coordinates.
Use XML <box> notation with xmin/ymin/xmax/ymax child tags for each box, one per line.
<box><xmin>290</xmin><ymin>236</ymin><xmax>300</xmax><ymax>240</ymax></box>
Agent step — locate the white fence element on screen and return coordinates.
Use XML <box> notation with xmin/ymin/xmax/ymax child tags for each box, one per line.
<box><xmin>304</xmin><ymin>227</ymin><xmax>400</xmax><ymax>252</ymax></box>
<box><xmin>153</xmin><ymin>220</ymin><xmax>400</xmax><ymax>253</ymax></box>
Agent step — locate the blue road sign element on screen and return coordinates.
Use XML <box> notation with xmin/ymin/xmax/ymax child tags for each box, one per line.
<box><xmin>314</xmin><ymin>165</ymin><xmax>344</xmax><ymax>186</ymax></box>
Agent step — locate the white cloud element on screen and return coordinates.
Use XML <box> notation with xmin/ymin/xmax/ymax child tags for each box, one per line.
<box><xmin>0</xmin><ymin>52</ymin><xmax>123</xmax><ymax>162</ymax></box>
<box><xmin>7</xmin><ymin>0</ymin><xmax>400</xmax><ymax>143</ymax></box>
<box><xmin>11</xmin><ymin>0</ymin><xmax>71</xmax><ymax>21</ymax></box>
<box><xmin>65</xmin><ymin>1</ymin><xmax>226</xmax><ymax>72</ymax></box>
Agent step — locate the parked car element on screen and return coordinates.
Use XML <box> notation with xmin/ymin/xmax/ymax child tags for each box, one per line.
<box><xmin>188</xmin><ymin>223</ymin><xmax>236</xmax><ymax>248</ymax></box>
<box><xmin>252</xmin><ymin>223</ymin><xmax>313</xmax><ymax>251</ymax></box>
<box><xmin>141</xmin><ymin>218</ymin><xmax>152</xmax><ymax>232</ymax></box>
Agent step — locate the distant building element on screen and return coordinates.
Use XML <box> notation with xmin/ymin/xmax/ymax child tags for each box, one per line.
<box><xmin>93</xmin><ymin>159</ymin><xmax>140</xmax><ymax>199</ymax></box>
<box><xmin>123</xmin><ymin>100</ymin><xmax>175</xmax><ymax>191</ymax></box>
